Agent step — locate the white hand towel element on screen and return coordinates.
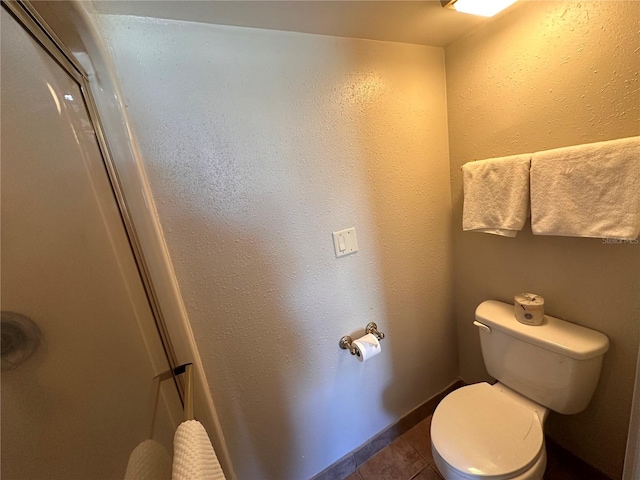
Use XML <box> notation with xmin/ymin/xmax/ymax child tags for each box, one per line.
<box><xmin>531</xmin><ymin>136</ymin><xmax>640</xmax><ymax>240</ymax></box>
<box><xmin>124</xmin><ymin>439</ymin><xmax>172</xmax><ymax>480</ymax></box>
<box><xmin>462</xmin><ymin>154</ymin><xmax>531</xmax><ymax>237</ymax></box>
<box><xmin>172</xmin><ymin>420</ymin><xmax>226</xmax><ymax>480</ymax></box>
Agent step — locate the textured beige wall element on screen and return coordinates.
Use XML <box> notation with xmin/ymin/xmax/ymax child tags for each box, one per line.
<box><xmin>446</xmin><ymin>2</ymin><xmax>640</xmax><ymax>477</ymax></box>
<box><xmin>99</xmin><ymin>16</ymin><xmax>458</xmax><ymax>480</ymax></box>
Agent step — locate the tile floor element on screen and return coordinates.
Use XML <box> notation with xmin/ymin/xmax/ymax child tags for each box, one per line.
<box><xmin>342</xmin><ymin>416</ymin><xmax>611</xmax><ymax>480</ymax></box>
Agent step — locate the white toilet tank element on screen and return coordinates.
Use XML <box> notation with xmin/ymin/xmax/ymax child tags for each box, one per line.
<box><xmin>475</xmin><ymin>300</ymin><xmax>609</xmax><ymax>415</ymax></box>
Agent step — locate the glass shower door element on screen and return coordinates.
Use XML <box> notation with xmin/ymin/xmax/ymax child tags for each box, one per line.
<box><xmin>1</xmin><ymin>5</ymin><xmax>182</xmax><ymax>479</ymax></box>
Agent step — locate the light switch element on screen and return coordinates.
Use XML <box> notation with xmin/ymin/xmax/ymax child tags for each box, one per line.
<box><xmin>332</xmin><ymin>227</ymin><xmax>358</xmax><ymax>258</ymax></box>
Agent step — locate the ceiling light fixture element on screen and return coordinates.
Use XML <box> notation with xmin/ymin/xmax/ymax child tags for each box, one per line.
<box><xmin>441</xmin><ymin>0</ymin><xmax>518</xmax><ymax>17</ymax></box>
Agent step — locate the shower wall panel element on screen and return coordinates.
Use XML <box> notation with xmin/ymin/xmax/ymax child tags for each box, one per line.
<box><xmin>1</xmin><ymin>8</ymin><xmax>180</xmax><ymax>479</ymax></box>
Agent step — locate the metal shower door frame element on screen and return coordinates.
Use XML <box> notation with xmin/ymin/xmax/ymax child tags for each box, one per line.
<box><xmin>1</xmin><ymin>0</ymin><xmax>185</xmax><ymax>403</ymax></box>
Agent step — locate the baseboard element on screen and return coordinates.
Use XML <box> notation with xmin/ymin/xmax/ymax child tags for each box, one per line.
<box><xmin>310</xmin><ymin>379</ymin><xmax>464</xmax><ymax>480</ymax></box>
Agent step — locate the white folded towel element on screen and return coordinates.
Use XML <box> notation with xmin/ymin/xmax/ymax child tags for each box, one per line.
<box><xmin>462</xmin><ymin>154</ymin><xmax>532</xmax><ymax>237</ymax></box>
<box><xmin>124</xmin><ymin>439</ymin><xmax>172</xmax><ymax>480</ymax></box>
<box><xmin>531</xmin><ymin>136</ymin><xmax>640</xmax><ymax>239</ymax></box>
<box><xmin>172</xmin><ymin>420</ymin><xmax>226</xmax><ymax>480</ymax></box>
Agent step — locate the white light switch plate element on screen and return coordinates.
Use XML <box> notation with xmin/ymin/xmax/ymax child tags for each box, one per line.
<box><xmin>332</xmin><ymin>227</ymin><xmax>358</xmax><ymax>258</ymax></box>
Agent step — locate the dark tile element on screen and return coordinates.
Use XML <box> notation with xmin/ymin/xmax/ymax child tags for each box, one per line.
<box><xmin>342</xmin><ymin>472</ymin><xmax>363</xmax><ymax>480</ymax></box>
<box><xmin>320</xmin><ymin>382</ymin><xmax>465</xmax><ymax>480</ymax></box>
<box><xmin>543</xmin><ymin>437</ymin><xmax>563</xmax><ymax>474</ymax></box>
<box><xmin>397</xmin><ymin>396</ymin><xmax>438</xmax><ymax>433</ymax></box>
<box><xmin>544</xmin><ymin>462</ymin><xmax>610</xmax><ymax>480</ymax></box>
<box><xmin>353</xmin><ymin>424</ymin><xmax>402</xmax><ymax>468</ymax></box>
<box><xmin>358</xmin><ymin>436</ymin><xmax>427</xmax><ymax>480</ymax></box>
<box><xmin>402</xmin><ymin>381</ymin><xmax>463</xmax><ymax>429</ymax></box>
<box><xmin>411</xmin><ymin>465</ymin><xmax>443</xmax><ymax>480</ymax></box>
<box><xmin>313</xmin><ymin>453</ymin><xmax>355</xmax><ymax>480</ymax></box>
<box><xmin>401</xmin><ymin>416</ymin><xmax>434</xmax><ymax>464</ymax></box>
<box><xmin>543</xmin><ymin>437</ymin><xmax>611</xmax><ymax>480</ymax></box>
<box><xmin>353</xmin><ymin>381</ymin><xmax>464</xmax><ymax>468</ymax></box>
<box><xmin>430</xmin><ymin>462</ymin><xmax>444</xmax><ymax>478</ymax></box>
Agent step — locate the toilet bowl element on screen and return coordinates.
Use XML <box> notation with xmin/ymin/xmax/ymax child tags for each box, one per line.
<box><xmin>431</xmin><ymin>382</ymin><xmax>548</xmax><ymax>480</ymax></box>
<box><xmin>429</xmin><ymin>300</ymin><xmax>609</xmax><ymax>480</ymax></box>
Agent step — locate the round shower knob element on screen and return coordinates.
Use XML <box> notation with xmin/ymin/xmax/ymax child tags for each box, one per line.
<box><xmin>1</xmin><ymin>311</ymin><xmax>41</xmax><ymax>371</ymax></box>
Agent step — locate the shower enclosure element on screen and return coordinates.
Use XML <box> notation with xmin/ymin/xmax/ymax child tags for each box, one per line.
<box><xmin>1</xmin><ymin>2</ymin><xmax>184</xmax><ymax>478</ymax></box>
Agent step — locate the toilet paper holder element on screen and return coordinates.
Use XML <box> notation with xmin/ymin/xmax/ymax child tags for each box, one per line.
<box><xmin>339</xmin><ymin>322</ymin><xmax>385</xmax><ymax>355</ymax></box>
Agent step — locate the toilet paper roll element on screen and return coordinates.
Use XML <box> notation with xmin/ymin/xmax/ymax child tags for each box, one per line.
<box><xmin>352</xmin><ymin>333</ymin><xmax>381</xmax><ymax>363</ymax></box>
<box><xmin>514</xmin><ymin>293</ymin><xmax>545</xmax><ymax>326</ymax></box>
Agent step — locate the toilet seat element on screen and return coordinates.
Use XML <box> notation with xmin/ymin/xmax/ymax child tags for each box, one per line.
<box><xmin>431</xmin><ymin>383</ymin><xmax>544</xmax><ymax>479</ymax></box>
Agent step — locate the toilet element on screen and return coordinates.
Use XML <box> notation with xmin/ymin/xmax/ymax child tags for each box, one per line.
<box><xmin>430</xmin><ymin>300</ymin><xmax>609</xmax><ymax>480</ymax></box>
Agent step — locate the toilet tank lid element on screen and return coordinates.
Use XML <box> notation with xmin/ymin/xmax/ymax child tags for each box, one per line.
<box><xmin>475</xmin><ymin>300</ymin><xmax>609</xmax><ymax>360</ymax></box>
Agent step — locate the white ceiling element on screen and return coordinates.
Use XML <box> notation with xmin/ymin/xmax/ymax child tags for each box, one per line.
<box><xmin>90</xmin><ymin>1</ymin><xmax>489</xmax><ymax>47</ymax></box>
